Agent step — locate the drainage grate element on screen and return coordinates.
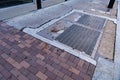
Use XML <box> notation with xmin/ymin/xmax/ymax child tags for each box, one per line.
<box><xmin>56</xmin><ymin>24</ymin><xmax>100</xmax><ymax>55</ymax></box>
<box><xmin>77</xmin><ymin>14</ymin><xmax>106</xmax><ymax>30</ymax></box>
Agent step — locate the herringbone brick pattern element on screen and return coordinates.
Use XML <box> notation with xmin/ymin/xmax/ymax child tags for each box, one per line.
<box><xmin>0</xmin><ymin>22</ymin><xmax>95</xmax><ymax>80</ymax></box>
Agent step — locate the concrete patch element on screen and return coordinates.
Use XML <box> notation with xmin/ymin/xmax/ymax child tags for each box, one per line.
<box><xmin>98</xmin><ymin>20</ymin><xmax>116</xmax><ymax>60</ymax></box>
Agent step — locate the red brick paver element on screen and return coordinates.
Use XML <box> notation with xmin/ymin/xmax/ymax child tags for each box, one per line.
<box><xmin>0</xmin><ymin>22</ymin><xmax>96</xmax><ymax>80</ymax></box>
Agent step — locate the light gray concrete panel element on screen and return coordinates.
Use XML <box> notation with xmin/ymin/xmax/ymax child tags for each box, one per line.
<box><xmin>0</xmin><ymin>3</ymin><xmax>37</xmax><ymax>20</ymax></box>
<box><xmin>6</xmin><ymin>3</ymin><xmax>72</xmax><ymax>30</ymax></box>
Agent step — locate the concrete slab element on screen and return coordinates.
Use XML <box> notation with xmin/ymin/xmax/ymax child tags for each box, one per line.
<box><xmin>93</xmin><ymin>58</ymin><xmax>114</xmax><ymax>80</ymax></box>
<box><xmin>5</xmin><ymin>3</ymin><xmax>72</xmax><ymax>30</ymax></box>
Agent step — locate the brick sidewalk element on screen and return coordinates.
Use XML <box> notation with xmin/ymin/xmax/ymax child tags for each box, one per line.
<box><xmin>0</xmin><ymin>22</ymin><xmax>95</xmax><ymax>80</ymax></box>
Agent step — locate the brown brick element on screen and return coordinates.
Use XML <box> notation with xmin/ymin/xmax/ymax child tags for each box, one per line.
<box><xmin>51</xmin><ymin>53</ymin><xmax>58</xmax><ymax>58</ymax></box>
<box><xmin>80</xmin><ymin>73</ymin><xmax>91</xmax><ymax>80</ymax></box>
<box><xmin>27</xmin><ymin>73</ymin><xmax>39</xmax><ymax>80</ymax></box>
<box><xmin>23</xmin><ymin>51</ymin><xmax>30</xmax><ymax>56</ymax></box>
<box><xmin>52</xmin><ymin>63</ymin><xmax>61</xmax><ymax>70</ymax></box>
<box><xmin>69</xmin><ymin>55</ymin><xmax>75</xmax><ymax>62</ymax></box>
<box><xmin>45</xmin><ymin>70</ymin><xmax>56</xmax><ymax>80</ymax></box>
<box><xmin>36</xmin><ymin>54</ymin><xmax>45</xmax><ymax>60</ymax></box>
<box><xmin>10</xmin><ymin>68</ymin><xmax>21</xmax><ymax>77</ymax></box>
<box><xmin>20</xmin><ymin>61</ymin><xmax>30</xmax><ymax>68</ymax></box>
<box><xmin>14</xmin><ymin>56</ymin><xmax>23</xmax><ymax>63</ymax></box>
<box><xmin>37</xmin><ymin>65</ymin><xmax>47</xmax><ymax>73</ymax></box>
<box><xmin>36</xmin><ymin>71</ymin><xmax>48</xmax><ymax>80</ymax></box>
<box><xmin>8</xmin><ymin>75</ymin><xmax>18</xmax><ymax>80</ymax></box>
<box><xmin>67</xmin><ymin>61</ymin><xmax>76</xmax><ymax>67</ymax></box>
<box><xmin>17</xmin><ymin>74</ymin><xmax>29</xmax><ymax>80</ymax></box>
<box><xmin>36</xmin><ymin>59</ymin><xmax>46</xmax><ymax>66</ymax></box>
<box><xmin>39</xmin><ymin>42</ymin><xmax>46</xmax><ymax>49</ymax></box>
<box><xmin>69</xmin><ymin>66</ymin><xmax>80</xmax><ymax>75</ymax></box>
<box><xmin>3</xmin><ymin>61</ymin><xmax>13</xmax><ymax>71</ymax></box>
<box><xmin>81</xmin><ymin>62</ymin><xmax>90</xmax><ymax>73</ymax></box>
<box><xmin>73</xmin><ymin>57</ymin><xmax>80</xmax><ymax>64</ymax></box>
<box><xmin>24</xmin><ymin>43</ymin><xmax>31</xmax><ymax>48</ymax></box>
<box><xmin>71</xmin><ymin>73</ymin><xmax>84</xmax><ymax>80</ymax></box>
<box><xmin>12</xmin><ymin>62</ymin><xmax>22</xmax><ymax>69</ymax></box>
<box><xmin>10</xmin><ymin>48</ymin><xmax>17</xmax><ymax>53</ymax></box>
<box><xmin>1</xmin><ymin>41</ymin><xmax>7</xmax><ymax>46</ymax></box>
<box><xmin>53</xmin><ymin>69</ymin><xmax>64</xmax><ymax>78</ymax></box>
<box><xmin>53</xmin><ymin>48</ymin><xmax>58</xmax><ymax>53</ymax></box>
<box><xmin>52</xmin><ymin>58</ymin><xmax>60</xmax><ymax>64</ymax></box>
<box><xmin>61</xmin><ymin>68</ymin><xmax>72</xmax><ymax>77</ymax></box>
<box><xmin>15</xmin><ymin>35</ymin><xmax>21</xmax><ymax>38</ymax></box>
<box><xmin>18</xmin><ymin>44</ymin><xmax>25</xmax><ymax>48</ymax></box>
<box><xmin>28</xmin><ymin>66</ymin><xmax>38</xmax><ymax>74</ymax></box>
<box><xmin>63</xmin><ymin>75</ymin><xmax>73</xmax><ymax>80</ymax></box>
<box><xmin>44</xmin><ymin>49</ymin><xmax>51</xmax><ymax>54</ymax></box>
<box><xmin>60</xmin><ymin>62</ymin><xmax>69</xmax><ymax>69</ymax></box>
<box><xmin>58</xmin><ymin>57</ymin><xmax>66</xmax><ymax>63</ymax></box>
<box><xmin>78</xmin><ymin>60</ymin><xmax>84</xmax><ymax>67</ymax></box>
<box><xmin>55</xmin><ymin>77</ymin><xmax>63</xmax><ymax>80</ymax></box>
<box><xmin>6</xmin><ymin>57</ymin><xmax>16</xmax><ymax>64</ymax></box>
<box><xmin>20</xmin><ymin>68</ymin><xmax>30</xmax><ymax>76</ymax></box>
<box><xmin>45</xmin><ymin>64</ymin><xmax>54</xmax><ymax>72</ymax></box>
<box><xmin>60</xmin><ymin>52</ymin><xmax>67</xmax><ymax>58</ymax></box>
<box><xmin>0</xmin><ymin>64</ymin><xmax>4</xmax><ymax>72</ymax></box>
<box><xmin>87</xmin><ymin>64</ymin><xmax>95</xmax><ymax>77</ymax></box>
<box><xmin>1</xmin><ymin>69</ymin><xmax>12</xmax><ymax>79</ymax></box>
<box><xmin>1</xmin><ymin>53</ymin><xmax>9</xmax><ymax>59</ymax></box>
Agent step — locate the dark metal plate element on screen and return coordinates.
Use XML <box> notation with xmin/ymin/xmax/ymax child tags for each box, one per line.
<box><xmin>77</xmin><ymin>14</ymin><xmax>106</xmax><ymax>30</ymax></box>
<box><xmin>56</xmin><ymin>24</ymin><xmax>100</xmax><ymax>55</ymax></box>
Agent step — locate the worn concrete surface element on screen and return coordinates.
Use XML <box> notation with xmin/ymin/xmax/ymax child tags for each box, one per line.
<box><xmin>98</xmin><ymin>20</ymin><xmax>116</xmax><ymax>60</ymax></box>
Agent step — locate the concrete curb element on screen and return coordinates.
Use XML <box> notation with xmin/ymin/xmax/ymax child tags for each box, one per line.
<box><xmin>114</xmin><ymin>0</ymin><xmax>120</xmax><ymax>80</ymax></box>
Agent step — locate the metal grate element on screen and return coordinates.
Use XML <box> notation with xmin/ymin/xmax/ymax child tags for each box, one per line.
<box><xmin>56</xmin><ymin>24</ymin><xmax>100</xmax><ymax>55</ymax></box>
<box><xmin>77</xmin><ymin>14</ymin><xmax>106</xmax><ymax>30</ymax></box>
